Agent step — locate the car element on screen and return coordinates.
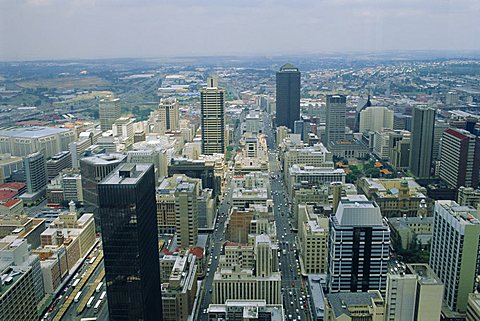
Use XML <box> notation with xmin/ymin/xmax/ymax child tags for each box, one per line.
<box><xmin>209</xmin><ymin>289</ymin><xmax>212</xmax><ymax>293</ymax></box>
<box><xmin>203</xmin><ymin>309</ymin><xmax>207</xmax><ymax>314</ymax></box>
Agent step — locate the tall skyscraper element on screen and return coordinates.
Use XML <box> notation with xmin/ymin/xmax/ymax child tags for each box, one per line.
<box><xmin>276</xmin><ymin>63</ymin><xmax>300</xmax><ymax>131</ymax></box>
<box><xmin>324</xmin><ymin>94</ymin><xmax>346</xmax><ymax>146</ymax></box>
<box><xmin>328</xmin><ymin>195</ymin><xmax>390</xmax><ymax>293</ymax></box>
<box><xmin>201</xmin><ymin>76</ymin><xmax>226</xmax><ymax>155</ymax></box>
<box><xmin>409</xmin><ymin>106</ymin><xmax>435</xmax><ymax>177</ymax></box>
<box><xmin>175</xmin><ymin>178</ymin><xmax>198</xmax><ymax>249</ymax></box>
<box><xmin>429</xmin><ymin>200</ymin><xmax>480</xmax><ymax>313</ymax></box>
<box><xmin>439</xmin><ymin>128</ymin><xmax>480</xmax><ymax>188</ymax></box>
<box><xmin>98</xmin><ymin>163</ymin><xmax>162</xmax><ymax>321</ymax></box>
<box><xmin>99</xmin><ymin>95</ymin><xmax>121</xmax><ymax>132</ymax></box>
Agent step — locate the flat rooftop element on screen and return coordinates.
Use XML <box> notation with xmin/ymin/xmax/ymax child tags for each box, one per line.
<box><xmin>0</xmin><ymin>126</ymin><xmax>71</xmax><ymax>138</ymax></box>
<box><xmin>100</xmin><ymin>163</ymin><xmax>152</xmax><ymax>185</ymax></box>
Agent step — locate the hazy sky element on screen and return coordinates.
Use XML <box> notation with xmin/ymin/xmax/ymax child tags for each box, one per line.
<box><xmin>1</xmin><ymin>0</ymin><xmax>479</xmax><ymax>61</ymax></box>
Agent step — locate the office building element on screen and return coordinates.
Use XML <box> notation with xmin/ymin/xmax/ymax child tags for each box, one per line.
<box><xmin>21</xmin><ymin>152</ymin><xmax>48</xmax><ymax>204</ymax></box>
<box><xmin>385</xmin><ymin>263</ymin><xmax>443</xmax><ymax>321</ymax></box>
<box><xmin>324</xmin><ymin>95</ymin><xmax>346</xmax><ymax>146</ymax></box>
<box><xmin>148</xmin><ymin>98</ymin><xmax>180</xmax><ymax>134</ymax></box>
<box><xmin>433</xmin><ymin>120</ymin><xmax>449</xmax><ymax>161</ymax></box>
<box><xmin>99</xmin><ymin>95</ymin><xmax>121</xmax><ymax>131</ymax></box>
<box><xmin>201</xmin><ymin>76</ymin><xmax>226</xmax><ymax>155</ymax></box>
<box><xmin>212</xmin><ymin>234</ymin><xmax>281</xmax><ymax>305</ymax></box>
<box><xmin>113</xmin><ymin>116</ymin><xmax>135</xmax><ymax>149</ymax></box>
<box><xmin>409</xmin><ymin>106</ymin><xmax>435</xmax><ymax>177</ymax></box>
<box><xmin>207</xmin><ymin>300</ymin><xmax>284</xmax><ymax>321</ymax></box>
<box><xmin>98</xmin><ymin>163</ymin><xmax>162</xmax><ymax>321</ymax></box>
<box><xmin>439</xmin><ymin>128</ymin><xmax>480</xmax><ymax>188</ymax></box>
<box><xmin>175</xmin><ymin>179</ymin><xmax>199</xmax><ymax>249</ymax></box>
<box><xmin>287</xmin><ymin>165</ymin><xmax>345</xmax><ymax>197</ymax></box>
<box><xmin>297</xmin><ymin>204</ymin><xmax>329</xmax><ymax>274</ymax></box>
<box><xmin>457</xmin><ymin>186</ymin><xmax>480</xmax><ymax>208</ymax></box>
<box><xmin>80</xmin><ymin>153</ymin><xmax>126</xmax><ymax>227</ymax></box>
<box><xmin>168</xmin><ymin>158</ymin><xmax>220</xmax><ymax>198</ymax></box>
<box><xmin>467</xmin><ymin>293</ymin><xmax>480</xmax><ymax>321</ymax></box>
<box><xmin>46</xmin><ymin>151</ymin><xmax>72</xmax><ymax>180</ymax></box>
<box><xmin>161</xmin><ymin>253</ymin><xmax>198</xmax><ymax>321</ymax></box>
<box><xmin>328</xmin><ymin>195</ymin><xmax>390</xmax><ymax>293</ymax></box>
<box><xmin>324</xmin><ymin>290</ymin><xmax>385</xmax><ymax>321</ymax></box>
<box><xmin>359</xmin><ymin>106</ymin><xmax>394</xmax><ymax>133</ymax></box>
<box><xmin>0</xmin><ymin>126</ymin><xmax>75</xmax><ymax>158</ymax></box>
<box><xmin>429</xmin><ymin>200</ymin><xmax>480</xmax><ymax>313</ymax></box>
<box><xmin>0</xmin><ymin>236</ymin><xmax>45</xmax><ymax>321</ymax></box>
<box><xmin>0</xmin><ymin>154</ymin><xmax>23</xmax><ymax>183</ymax></box>
<box><xmin>275</xmin><ymin>63</ymin><xmax>300</xmax><ymax>131</ymax></box>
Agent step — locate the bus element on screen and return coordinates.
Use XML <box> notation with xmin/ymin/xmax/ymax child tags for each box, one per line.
<box><xmin>72</xmin><ymin>279</ymin><xmax>80</xmax><ymax>288</ymax></box>
<box><xmin>93</xmin><ymin>300</ymin><xmax>102</xmax><ymax>314</ymax></box>
<box><xmin>99</xmin><ymin>291</ymin><xmax>106</xmax><ymax>301</ymax></box>
<box><xmin>88</xmin><ymin>257</ymin><xmax>96</xmax><ymax>264</ymax></box>
<box><xmin>87</xmin><ymin>296</ymin><xmax>95</xmax><ymax>308</ymax></box>
<box><xmin>95</xmin><ymin>282</ymin><xmax>103</xmax><ymax>293</ymax></box>
<box><xmin>74</xmin><ymin>291</ymin><xmax>82</xmax><ymax>303</ymax></box>
<box><xmin>80</xmin><ymin>318</ymin><xmax>97</xmax><ymax>321</ymax></box>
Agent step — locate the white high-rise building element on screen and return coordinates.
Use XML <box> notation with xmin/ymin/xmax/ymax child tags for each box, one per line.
<box><xmin>99</xmin><ymin>96</ymin><xmax>121</xmax><ymax>132</ymax></box>
<box><xmin>359</xmin><ymin>106</ymin><xmax>394</xmax><ymax>133</ymax></box>
<box><xmin>429</xmin><ymin>200</ymin><xmax>480</xmax><ymax>313</ymax></box>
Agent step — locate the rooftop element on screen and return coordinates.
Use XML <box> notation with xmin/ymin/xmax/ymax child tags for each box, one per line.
<box><xmin>100</xmin><ymin>163</ymin><xmax>152</xmax><ymax>186</ymax></box>
<box><xmin>0</xmin><ymin>126</ymin><xmax>71</xmax><ymax>138</ymax></box>
<box><xmin>327</xmin><ymin>291</ymin><xmax>383</xmax><ymax>318</ymax></box>
<box><xmin>334</xmin><ymin>195</ymin><xmax>384</xmax><ymax>226</ymax></box>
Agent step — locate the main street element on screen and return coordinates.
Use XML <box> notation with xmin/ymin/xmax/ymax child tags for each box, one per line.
<box><xmin>196</xmin><ymin>168</ymin><xmax>235</xmax><ymax>321</ymax></box>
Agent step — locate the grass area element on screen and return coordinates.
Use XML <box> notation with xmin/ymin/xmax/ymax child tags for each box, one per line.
<box><xmin>53</xmin><ymin>90</ymin><xmax>112</xmax><ymax>105</ymax></box>
<box><xmin>17</xmin><ymin>76</ymin><xmax>109</xmax><ymax>90</ymax></box>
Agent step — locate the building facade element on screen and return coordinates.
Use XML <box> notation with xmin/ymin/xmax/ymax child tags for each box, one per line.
<box><xmin>275</xmin><ymin>64</ymin><xmax>300</xmax><ymax>131</ymax></box>
<box><xmin>409</xmin><ymin>106</ymin><xmax>435</xmax><ymax>177</ymax></box>
<box><xmin>201</xmin><ymin>76</ymin><xmax>226</xmax><ymax>155</ymax></box>
<box><xmin>98</xmin><ymin>163</ymin><xmax>163</xmax><ymax>321</ymax></box>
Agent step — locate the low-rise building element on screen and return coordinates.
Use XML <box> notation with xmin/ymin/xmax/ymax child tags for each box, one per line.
<box><xmin>457</xmin><ymin>186</ymin><xmax>480</xmax><ymax>209</ymax></box>
<box><xmin>358</xmin><ymin>177</ymin><xmax>431</xmax><ymax>218</ymax></box>
<box><xmin>207</xmin><ymin>300</ymin><xmax>284</xmax><ymax>321</ymax></box>
<box><xmin>388</xmin><ymin>215</ymin><xmax>433</xmax><ymax>250</ymax></box>
<box><xmin>161</xmin><ymin>252</ymin><xmax>198</xmax><ymax>321</ymax></box>
<box><xmin>324</xmin><ymin>290</ymin><xmax>385</xmax><ymax>321</ymax></box>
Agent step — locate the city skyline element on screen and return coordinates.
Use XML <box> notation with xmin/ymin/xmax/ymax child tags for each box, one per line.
<box><xmin>1</xmin><ymin>0</ymin><xmax>480</xmax><ymax>60</ymax></box>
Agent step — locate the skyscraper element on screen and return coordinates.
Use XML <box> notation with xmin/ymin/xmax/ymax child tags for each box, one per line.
<box><xmin>324</xmin><ymin>95</ymin><xmax>346</xmax><ymax>146</ymax></box>
<box><xmin>429</xmin><ymin>200</ymin><xmax>480</xmax><ymax>313</ymax></box>
<box><xmin>98</xmin><ymin>163</ymin><xmax>162</xmax><ymax>321</ymax></box>
<box><xmin>276</xmin><ymin>63</ymin><xmax>300</xmax><ymax>131</ymax></box>
<box><xmin>175</xmin><ymin>178</ymin><xmax>199</xmax><ymax>249</ymax></box>
<box><xmin>80</xmin><ymin>153</ymin><xmax>126</xmax><ymax>229</ymax></box>
<box><xmin>439</xmin><ymin>128</ymin><xmax>480</xmax><ymax>188</ymax></box>
<box><xmin>328</xmin><ymin>195</ymin><xmax>390</xmax><ymax>293</ymax></box>
<box><xmin>201</xmin><ymin>76</ymin><xmax>226</xmax><ymax>155</ymax></box>
<box><xmin>409</xmin><ymin>106</ymin><xmax>435</xmax><ymax>177</ymax></box>
<box><xmin>99</xmin><ymin>95</ymin><xmax>121</xmax><ymax>132</ymax></box>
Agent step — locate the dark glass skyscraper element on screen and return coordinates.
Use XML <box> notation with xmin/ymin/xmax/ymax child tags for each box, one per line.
<box><xmin>98</xmin><ymin>163</ymin><xmax>162</xmax><ymax>321</ymax></box>
<box><xmin>276</xmin><ymin>64</ymin><xmax>300</xmax><ymax>131</ymax></box>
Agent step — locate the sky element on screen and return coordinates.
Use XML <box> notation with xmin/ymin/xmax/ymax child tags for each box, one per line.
<box><xmin>1</xmin><ymin>0</ymin><xmax>479</xmax><ymax>61</ymax></box>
